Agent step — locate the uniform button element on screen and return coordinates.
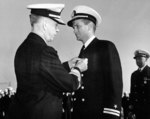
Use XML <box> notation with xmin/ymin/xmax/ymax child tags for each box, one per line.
<box><xmin>70</xmin><ymin>108</ymin><xmax>73</xmax><ymax>112</ymax></box>
<box><xmin>62</xmin><ymin>92</ymin><xmax>65</xmax><ymax>95</ymax></box>
<box><xmin>81</xmin><ymin>86</ymin><xmax>84</xmax><ymax>90</ymax></box>
<box><xmin>82</xmin><ymin>98</ymin><xmax>85</xmax><ymax>102</ymax></box>
<box><xmin>114</xmin><ymin>105</ymin><xmax>118</xmax><ymax>109</ymax></box>
<box><xmin>72</xmin><ymin>92</ymin><xmax>75</xmax><ymax>95</ymax></box>
<box><xmin>144</xmin><ymin>81</ymin><xmax>147</xmax><ymax>84</ymax></box>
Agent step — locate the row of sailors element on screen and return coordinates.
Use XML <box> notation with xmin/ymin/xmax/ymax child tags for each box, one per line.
<box><xmin>0</xmin><ymin>87</ymin><xmax>145</xmax><ymax>119</ymax></box>
<box><xmin>0</xmin><ymin>87</ymin><xmax>15</xmax><ymax>118</ymax></box>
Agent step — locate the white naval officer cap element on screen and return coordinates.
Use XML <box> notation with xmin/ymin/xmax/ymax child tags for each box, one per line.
<box><xmin>67</xmin><ymin>5</ymin><xmax>102</xmax><ymax>27</ymax></box>
<box><xmin>134</xmin><ymin>49</ymin><xmax>150</xmax><ymax>59</ymax></box>
<box><xmin>27</xmin><ymin>3</ymin><xmax>65</xmax><ymax>25</ymax></box>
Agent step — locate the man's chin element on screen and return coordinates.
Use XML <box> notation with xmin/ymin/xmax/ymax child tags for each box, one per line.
<box><xmin>76</xmin><ymin>37</ymin><xmax>81</xmax><ymax>41</ymax></box>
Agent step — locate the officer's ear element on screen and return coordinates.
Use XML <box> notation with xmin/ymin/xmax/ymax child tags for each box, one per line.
<box><xmin>88</xmin><ymin>22</ymin><xmax>95</xmax><ymax>33</ymax></box>
<box><xmin>145</xmin><ymin>57</ymin><xmax>148</xmax><ymax>61</ymax></box>
<box><xmin>43</xmin><ymin>18</ymin><xmax>47</xmax><ymax>31</ymax></box>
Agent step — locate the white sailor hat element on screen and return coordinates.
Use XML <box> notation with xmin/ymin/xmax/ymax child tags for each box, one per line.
<box><xmin>134</xmin><ymin>49</ymin><xmax>150</xmax><ymax>59</ymax></box>
<box><xmin>27</xmin><ymin>3</ymin><xmax>65</xmax><ymax>25</ymax></box>
<box><xmin>67</xmin><ymin>5</ymin><xmax>102</xmax><ymax>27</ymax></box>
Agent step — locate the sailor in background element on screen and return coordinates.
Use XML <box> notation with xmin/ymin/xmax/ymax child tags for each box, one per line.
<box><xmin>130</xmin><ymin>49</ymin><xmax>150</xmax><ymax>119</ymax></box>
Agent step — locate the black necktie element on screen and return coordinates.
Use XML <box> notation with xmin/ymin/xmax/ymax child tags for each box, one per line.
<box><xmin>139</xmin><ymin>68</ymin><xmax>142</xmax><ymax>72</ymax></box>
<box><xmin>79</xmin><ymin>45</ymin><xmax>85</xmax><ymax>58</ymax></box>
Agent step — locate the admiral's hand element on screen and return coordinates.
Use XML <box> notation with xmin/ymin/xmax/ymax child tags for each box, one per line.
<box><xmin>75</xmin><ymin>58</ymin><xmax>88</xmax><ymax>72</ymax></box>
<box><xmin>68</xmin><ymin>57</ymin><xmax>82</xmax><ymax>69</ymax></box>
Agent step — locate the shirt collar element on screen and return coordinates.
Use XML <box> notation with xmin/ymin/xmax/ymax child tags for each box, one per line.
<box><xmin>139</xmin><ymin>65</ymin><xmax>147</xmax><ymax>72</ymax></box>
<box><xmin>84</xmin><ymin>35</ymin><xmax>95</xmax><ymax>49</ymax></box>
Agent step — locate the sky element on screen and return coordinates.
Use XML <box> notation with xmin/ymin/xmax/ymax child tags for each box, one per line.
<box><xmin>0</xmin><ymin>0</ymin><xmax>150</xmax><ymax>93</ymax></box>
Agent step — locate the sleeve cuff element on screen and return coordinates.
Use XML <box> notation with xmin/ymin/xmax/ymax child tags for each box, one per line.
<box><xmin>69</xmin><ymin>68</ymin><xmax>81</xmax><ymax>89</ymax></box>
<box><xmin>103</xmin><ymin>108</ymin><xmax>120</xmax><ymax>117</ymax></box>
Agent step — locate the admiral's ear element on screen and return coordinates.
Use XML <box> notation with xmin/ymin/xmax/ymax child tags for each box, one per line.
<box><xmin>43</xmin><ymin>18</ymin><xmax>47</xmax><ymax>31</ymax></box>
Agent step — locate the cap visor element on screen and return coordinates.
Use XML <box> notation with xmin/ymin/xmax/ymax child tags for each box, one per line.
<box><xmin>55</xmin><ymin>18</ymin><xmax>66</xmax><ymax>25</ymax></box>
<box><xmin>67</xmin><ymin>17</ymin><xmax>82</xmax><ymax>27</ymax></box>
<box><xmin>67</xmin><ymin>16</ymin><xmax>93</xmax><ymax>27</ymax></box>
<box><xmin>67</xmin><ymin>19</ymin><xmax>74</xmax><ymax>27</ymax></box>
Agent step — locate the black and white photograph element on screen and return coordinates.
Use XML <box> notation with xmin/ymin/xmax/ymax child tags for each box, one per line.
<box><xmin>0</xmin><ymin>0</ymin><xmax>150</xmax><ymax>119</ymax></box>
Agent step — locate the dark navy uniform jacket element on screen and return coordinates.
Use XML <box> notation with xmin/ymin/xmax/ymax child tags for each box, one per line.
<box><xmin>130</xmin><ymin>65</ymin><xmax>150</xmax><ymax>118</ymax></box>
<box><xmin>64</xmin><ymin>38</ymin><xmax>123</xmax><ymax>119</ymax></box>
<box><xmin>6</xmin><ymin>33</ymin><xmax>79</xmax><ymax>119</ymax></box>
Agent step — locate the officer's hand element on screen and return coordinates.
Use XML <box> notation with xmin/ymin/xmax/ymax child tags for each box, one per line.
<box><xmin>75</xmin><ymin>58</ymin><xmax>88</xmax><ymax>72</ymax></box>
<box><xmin>68</xmin><ymin>57</ymin><xmax>81</xmax><ymax>69</ymax></box>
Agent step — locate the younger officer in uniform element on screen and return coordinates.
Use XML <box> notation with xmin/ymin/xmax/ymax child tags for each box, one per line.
<box><xmin>5</xmin><ymin>3</ymin><xmax>88</xmax><ymax>119</ymax></box>
<box><xmin>64</xmin><ymin>5</ymin><xmax>123</xmax><ymax>119</ymax></box>
<box><xmin>130</xmin><ymin>49</ymin><xmax>150</xmax><ymax>119</ymax></box>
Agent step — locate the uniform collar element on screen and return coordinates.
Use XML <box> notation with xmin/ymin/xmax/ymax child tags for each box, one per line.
<box><xmin>28</xmin><ymin>32</ymin><xmax>58</xmax><ymax>53</ymax></box>
<box><xmin>139</xmin><ymin>65</ymin><xmax>147</xmax><ymax>72</ymax></box>
<box><xmin>84</xmin><ymin>35</ymin><xmax>95</xmax><ymax>49</ymax></box>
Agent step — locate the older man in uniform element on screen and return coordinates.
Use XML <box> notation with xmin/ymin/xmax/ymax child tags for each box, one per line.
<box><xmin>63</xmin><ymin>5</ymin><xmax>123</xmax><ymax>119</ymax></box>
<box><xmin>130</xmin><ymin>49</ymin><xmax>150</xmax><ymax>119</ymax></box>
<box><xmin>5</xmin><ymin>3</ymin><xmax>88</xmax><ymax>119</ymax></box>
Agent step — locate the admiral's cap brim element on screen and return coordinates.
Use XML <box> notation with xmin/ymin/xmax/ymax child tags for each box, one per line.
<box><xmin>54</xmin><ymin>19</ymin><xmax>65</xmax><ymax>25</ymax></box>
<box><xmin>27</xmin><ymin>3</ymin><xmax>65</xmax><ymax>25</ymax></box>
<box><xmin>49</xmin><ymin>17</ymin><xmax>65</xmax><ymax>25</ymax></box>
